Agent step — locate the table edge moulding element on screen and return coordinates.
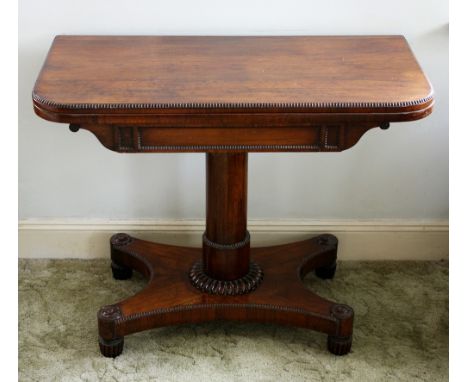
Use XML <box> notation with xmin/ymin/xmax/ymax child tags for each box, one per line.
<box><xmin>32</xmin><ymin>35</ymin><xmax>433</xmax><ymax>357</ymax></box>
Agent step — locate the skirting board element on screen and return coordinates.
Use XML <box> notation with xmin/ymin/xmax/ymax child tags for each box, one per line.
<box><xmin>18</xmin><ymin>219</ymin><xmax>448</xmax><ymax>260</ymax></box>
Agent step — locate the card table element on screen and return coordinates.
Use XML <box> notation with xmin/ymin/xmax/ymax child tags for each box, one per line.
<box><xmin>33</xmin><ymin>35</ymin><xmax>433</xmax><ymax>357</ymax></box>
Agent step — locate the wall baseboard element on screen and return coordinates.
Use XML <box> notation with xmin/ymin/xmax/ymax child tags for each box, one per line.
<box><xmin>18</xmin><ymin>219</ymin><xmax>449</xmax><ymax>260</ymax></box>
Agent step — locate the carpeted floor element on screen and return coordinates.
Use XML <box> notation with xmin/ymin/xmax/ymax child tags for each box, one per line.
<box><xmin>19</xmin><ymin>259</ymin><xmax>448</xmax><ymax>382</ymax></box>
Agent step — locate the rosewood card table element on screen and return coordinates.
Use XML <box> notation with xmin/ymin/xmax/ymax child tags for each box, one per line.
<box><xmin>33</xmin><ymin>35</ymin><xmax>433</xmax><ymax>357</ymax></box>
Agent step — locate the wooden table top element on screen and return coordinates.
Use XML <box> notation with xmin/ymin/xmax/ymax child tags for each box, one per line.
<box><xmin>33</xmin><ymin>35</ymin><xmax>433</xmax><ymax>120</ymax></box>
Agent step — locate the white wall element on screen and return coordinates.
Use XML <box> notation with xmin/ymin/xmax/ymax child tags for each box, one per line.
<box><xmin>19</xmin><ymin>0</ymin><xmax>448</xmax><ymax>221</ymax></box>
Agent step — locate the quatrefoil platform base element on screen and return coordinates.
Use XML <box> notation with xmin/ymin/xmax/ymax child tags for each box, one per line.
<box><xmin>97</xmin><ymin>232</ymin><xmax>354</xmax><ymax>358</ymax></box>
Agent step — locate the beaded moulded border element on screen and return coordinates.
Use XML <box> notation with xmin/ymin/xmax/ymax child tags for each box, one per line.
<box><xmin>32</xmin><ymin>92</ymin><xmax>434</xmax><ymax>111</ymax></box>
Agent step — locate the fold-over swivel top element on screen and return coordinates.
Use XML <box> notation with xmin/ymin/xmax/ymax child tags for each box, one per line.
<box><xmin>31</xmin><ymin>37</ymin><xmax>435</xmax><ymax>357</ymax></box>
<box><xmin>32</xmin><ymin>35</ymin><xmax>433</xmax><ymax>153</ymax></box>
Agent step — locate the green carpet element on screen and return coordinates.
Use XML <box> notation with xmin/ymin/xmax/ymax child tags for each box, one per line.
<box><xmin>19</xmin><ymin>259</ymin><xmax>448</xmax><ymax>382</ymax></box>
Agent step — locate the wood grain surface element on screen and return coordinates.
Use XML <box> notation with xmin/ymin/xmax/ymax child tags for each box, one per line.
<box><xmin>31</xmin><ymin>36</ymin><xmax>434</xmax><ymax>357</ymax></box>
<box><xmin>33</xmin><ymin>35</ymin><xmax>433</xmax><ymax>118</ymax></box>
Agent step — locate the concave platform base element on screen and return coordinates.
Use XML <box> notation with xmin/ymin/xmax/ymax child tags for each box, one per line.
<box><xmin>98</xmin><ymin>233</ymin><xmax>354</xmax><ymax>357</ymax></box>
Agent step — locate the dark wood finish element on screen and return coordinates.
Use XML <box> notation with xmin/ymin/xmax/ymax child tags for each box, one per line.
<box><xmin>33</xmin><ymin>36</ymin><xmax>433</xmax><ymax>154</ymax></box>
<box><xmin>33</xmin><ymin>36</ymin><xmax>432</xmax><ymax>116</ymax></box>
<box><xmin>189</xmin><ymin>259</ymin><xmax>264</xmax><ymax>296</ymax></box>
<box><xmin>101</xmin><ymin>232</ymin><xmax>352</xmax><ymax>357</ymax></box>
<box><xmin>68</xmin><ymin>122</ymin><xmax>385</xmax><ymax>153</ymax></box>
<box><xmin>32</xmin><ymin>35</ymin><xmax>433</xmax><ymax>357</ymax></box>
<box><xmin>206</xmin><ymin>153</ymin><xmax>247</xmax><ymax>244</ymax></box>
<box><xmin>204</xmin><ymin>153</ymin><xmax>249</xmax><ymax>280</ymax></box>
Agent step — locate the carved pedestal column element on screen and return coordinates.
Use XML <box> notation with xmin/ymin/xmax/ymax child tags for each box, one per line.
<box><xmin>189</xmin><ymin>153</ymin><xmax>263</xmax><ymax>295</ymax></box>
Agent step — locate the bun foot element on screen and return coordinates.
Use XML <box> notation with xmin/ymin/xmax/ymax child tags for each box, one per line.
<box><xmin>111</xmin><ymin>261</ymin><xmax>133</xmax><ymax>280</ymax></box>
<box><xmin>315</xmin><ymin>262</ymin><xmax>337</xmax><ymax>279</ymax></box>
<box><xmin>99</xmin><ymin>336</ymin><xmax>124</xmax><ymax>358</ymax></box>
<box><xmin>327</xmin><ymin>335</ymin><xmax>352</xmax><ymax>356</ymax></box>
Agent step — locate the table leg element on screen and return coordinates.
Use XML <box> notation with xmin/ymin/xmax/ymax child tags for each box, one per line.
<box><xmin>97</xmin><ymin>153</ymin><xmax>354</xmax><ymax>357</ymax></box>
